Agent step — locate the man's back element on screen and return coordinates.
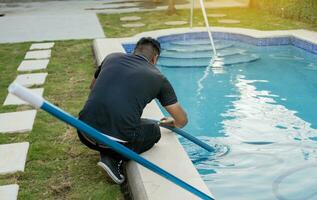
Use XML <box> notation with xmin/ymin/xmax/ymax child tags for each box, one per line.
<box><xmin>79</xmin><ymin>53</ymin><xmax>176</xmax><ymax>141</ymax></box>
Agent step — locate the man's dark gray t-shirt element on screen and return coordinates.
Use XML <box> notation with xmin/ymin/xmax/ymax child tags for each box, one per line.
<box><xmin>79</xmin><ymin>53</ymin><xmax>177</xmax><ymax>142</ymax></box>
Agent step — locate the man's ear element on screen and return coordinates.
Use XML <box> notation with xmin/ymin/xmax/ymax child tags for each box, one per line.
<box><xmin>151</xmin><ymin>54</ymin><xmax>159</xmax><ymax>65</ymax></box>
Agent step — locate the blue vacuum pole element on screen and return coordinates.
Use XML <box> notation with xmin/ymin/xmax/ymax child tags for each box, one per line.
<box><xmin>150</xmin><ymin>120</ymin><xmax>214</xmax><ymax>152</ymax></box>
<box><xmin>8</xmin><ymin>83</ymin><xmax>214</xmax><ymax>200</ymax></box>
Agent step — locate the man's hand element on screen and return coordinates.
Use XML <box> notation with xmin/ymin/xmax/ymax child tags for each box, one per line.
<box><xmin>163</xmin><ymin>103</ymin><xmax>188</xmax><ymax>128</ymax></box>
<box><xmin>159</xmin><ymin>117</ymin><xmax>176</xmax><ymax>127</ymax></box>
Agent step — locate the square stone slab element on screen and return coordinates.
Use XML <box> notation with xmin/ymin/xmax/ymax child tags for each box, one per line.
<box><xmin>4</xmin><ymin>88</ymin><xmax>44</xmax><ymax>106</ymax></box>
<box><xmin>17</xmin><ymin>59</ymin><xmax>49</xmax><ymax>72</ymax></box>
<box><xmin>122</xmin><ymin>23</ymin><xmax>145</xmax><ymax>28</ymax></box>
<box><xmin>30</xmin><ymin>42</ymin><xmax>55</xmax><ymax>50</ymax></box>
<box><xmin>0</xmin><ymin>142</ymin><xmax>29</xmax><ymax>175</ymax></box>
<box><xmin>120</xmin><ymin>16</ymin><xmax>141</xmax><ymax>22</ymax></box>
<box><xmin>14</xmin><ymin>73</ymin><xmax>48</xmax><ymax>87</ymax></box>
<box><xmin>0</xmin><ymin>110</ymin><xmax>37</xmax><ymax>134</ymax></box>
<box><xmin>0</xmin><ymin>184</ymin><xmax>19</xmax><ymax>200</ymax></box>
<box><xmin>164</xmin><ymin>21</ymin><xmax>188</xmax><ymax>26</ymax></box>
<box><xmin>207</xmin><ymin>13</ymin><xmax>227</xmax><ymax>18</ymax></box>
<box><xmin>218</xmin><ymin>19</ymin><xmax>241</xmax><ymax>24</ymax></box>
<box><xmin>25</xmin><ymin>50</ymin><xmax>51</xmax><ymax>60</ymax></box>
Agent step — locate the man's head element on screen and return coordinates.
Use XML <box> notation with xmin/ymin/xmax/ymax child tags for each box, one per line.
<box><xmin>133</xmin><ymin>37</ymin><xmax>161</xmax><ymax>65</ymax></box>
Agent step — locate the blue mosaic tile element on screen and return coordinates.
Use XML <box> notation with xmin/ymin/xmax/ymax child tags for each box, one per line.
<box><xmin>122</xmin><ymin>32</ymin><xmax>317</xmax><ymax>55</ymax></box>
<box><xmin>291</xmin><ymin>37</ymin><xmax>316</xmax><ymax>54</ymax></box>
<box><xmin>158</xmin><ymin>32</ymin><xmax>209</xmax><ymax>43</ymax></box>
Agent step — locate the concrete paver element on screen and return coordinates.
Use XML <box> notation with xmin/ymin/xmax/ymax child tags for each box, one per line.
<box><xmin>122</xmin><ymin>23</ymin><xmax>145</xmax><ymax>28</ymax></box>
<box><xmin>120</xmin><ymin>16</ymin><xmax>141</xmax><ymax>21</ymax></box>
<box><xmin>25</xmin><ymin>50</ymin><xmax>51</xmax><ymax>60</ymax></box>
<box><xmin>14</xmin><ymin>73</ymin><xmax>48</xmax><ymax>87</ymax></box>
<box><xmin>0</xmin><ymin>110</ymin><xmax>37</xmax><ymax>134</ymax></box>
<box><xmin>17</xmin><ymin>59</ymin><xmax>49</xmax><ymax>72</ymax></box>
<box><xmin>0</xmin><ymin>184</ymin><xmax>19</xmax><ymax>200</ymax></box>
<box><xmin>30</xmin><ymin>42</ymin><xmax>55</xmax><ymax>50</ymax></box>
<box><xmin>4</xmin><ymin>88</ymin><xmax>44</xmax><ymax>106</ymax></box>
<box><xmin>207</xmin><ymin>13</ymin><xmax>227</xmax><ymax>18</ymax></box>
<box><xmin>0</xmin><ymin>142</ymin><xmax>29</xmax><ymax>175</ymax></box>
<box><xmin>164</xmin><ymin>21</ymin><xmax>188</xmax><ymax>26</ymax></box>
<box><xmin>218</xmin><ymin>19</ymin><xmax>241</xmax><ymax>24</ymax></box>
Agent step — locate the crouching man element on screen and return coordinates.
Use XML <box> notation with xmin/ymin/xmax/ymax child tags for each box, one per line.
<box><xmin>77</xmin><ymin>37</ymin><xmax>187</xmax><ymax>184</ymax></box>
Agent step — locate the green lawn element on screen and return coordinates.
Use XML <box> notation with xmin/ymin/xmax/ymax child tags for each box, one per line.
<box><xmin>0</xmin><ymin>41</ymin><xmax>123</xmax><ymax>200</ymax></box>
<box><xmin>0</xmin><ymin>6</ymin><xmax>316</xmax><ymax>200</ymax></box>
<box><xmin>98</xmin><ymin>7</ymin><xmax>317</xmax><ymax>38</ymax></box>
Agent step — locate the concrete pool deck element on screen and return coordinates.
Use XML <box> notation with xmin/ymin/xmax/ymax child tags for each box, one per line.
<box><xmin>93</xmin><ymin>27</ymin><xmax>316</xmax><ymax>200</ymax></box>
<box><xmin>0</xmin><ymin>0</ymin><xmax>249</xmax><ymax>43</ymax></box>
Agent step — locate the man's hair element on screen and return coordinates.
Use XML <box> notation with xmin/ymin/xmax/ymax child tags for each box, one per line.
<box><xmin>134</xmin><ymin>37</ymin><xmax>161</xmax><ymax>60</ymax></box>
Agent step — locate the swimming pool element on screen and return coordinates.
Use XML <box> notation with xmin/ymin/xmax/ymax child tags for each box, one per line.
<box><xmin>124</xmin><ymin>33</ymin><xmax>317</xmax><ymax>200</ymax></box>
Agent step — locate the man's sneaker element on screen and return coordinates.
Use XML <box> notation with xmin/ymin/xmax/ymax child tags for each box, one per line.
<box><xmin>97</xmin><ymin>153</ymin><xmax>125</xmax><ymax>184</ymax></box>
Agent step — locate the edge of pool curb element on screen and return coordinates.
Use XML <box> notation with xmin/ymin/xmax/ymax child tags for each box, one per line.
<box><xmin>92</xmin><ymin>27</ymin><xmax>316</xmax><ymax>200</ymax></box>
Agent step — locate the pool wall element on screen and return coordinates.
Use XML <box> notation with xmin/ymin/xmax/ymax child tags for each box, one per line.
<box><xmin>93</xmin><ymin>27</ymin><xmax>317</xmax><ymax>200</ymax></box>
<box><xmin>122</xmin><ymin>27</ymin><xmax>317</xmax><ymax>54</ymax></box>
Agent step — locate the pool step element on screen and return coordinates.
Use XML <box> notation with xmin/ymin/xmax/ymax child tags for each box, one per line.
<box><xmin>213</xmin><ymin>54</ymin><xmax>260</xmax><ymax>66</ymax></box>
<box><xmin>170</xmin><ymin>40</ymin><xmax>219</xmax><ymax>46</ymax></box>
<box><xmin>162</xmin><ymin>43</ymin><xmax>233</xmax><ymax>52</ymax></box>
<box><xmin>157</xmin><ymin>54</ymin><xmax>260</xmax><ymax>68</ymax></box>
<box><xmin>160</xmin><ymin>48</ymin><xmax>246</xmax><ymax>59</ymax></box>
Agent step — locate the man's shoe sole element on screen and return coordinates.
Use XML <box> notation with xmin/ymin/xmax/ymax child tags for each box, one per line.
<box><xmin>97</xmin><ymin>161</ymin><xmax>125</xmax><ymax>184</ymax></box>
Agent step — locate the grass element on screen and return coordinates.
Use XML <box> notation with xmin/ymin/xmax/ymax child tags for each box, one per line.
<box><xmin>0</xmin><ymin>40</ymin><xmax>123</xmax><ymax>200</ymax></box>
<box><xmin>0</xmin><ymin>6</ymin><xmax>316</xmax><ymax>200</ymax></box>
<box><xmin>98</xmin><ymin>7</ymin><xmax>317</xmax><ymax>38</ymax></box>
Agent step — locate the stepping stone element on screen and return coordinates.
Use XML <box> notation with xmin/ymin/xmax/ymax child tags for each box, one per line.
<box><xmin>17</xmin><ymin>59</ymin><xmax>49</xmax><ymax>72</ymax></box>
<box><xmin>0</xmin><ymin>110</ymin><xmax>37</xmax><ymax>134</ymax></box>
<box><xmin>120</xmin><ymin>16</ymin><xmax>141</xmax><ymax>22</ymax></box>
<box><xmin>164</xmin><ymin>21</ymin><xmax>188</xmax><ymax>26</ymax></box>
<box><xmin>207</xmin><ymin>14</ymin><xmax>227</xmax><ymax>18</ymax></box>
<box><xmin>3</xmin><ymin>88</ymin><xmax>44</xmax><ymax>106</ymax></box>
<box><xmin>122</xmin><ymin>23</ymin><xmax>145</xmax><ymax>28</ymax></box>
<box><xmin>0</xmin><ymin>142</ymin><xmax>29</xmax><ymax>174</ymax></box>
<box><xmin>97</xmin><ymin>2</ymin><xmax>138</xmax><ymax>9</ymax></box>
<box><xmin>14</xmin><ymin>73</ymin><xmax>48</xmax><ymax>87</ymax></box>
<box><xmin>0</xmin><ymin>184</ymin><xmax>19</xmax><ymax>200</ymax></box>
<box><xmin>30</xmin><ymin>42</ymin><xmax>54</xmax><ymax>50</ymax></box>
<box><xmin>218</xmin><ymin>19</ymin><xmax>241</xmax><ymax>24</ymax></box>
<box><xmin>25</xmin><ymin>50</ymin><xmax>51</xmax><ymax>60</ymax></box>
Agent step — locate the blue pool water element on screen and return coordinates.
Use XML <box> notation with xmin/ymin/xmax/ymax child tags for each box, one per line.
<box><xmin>157</xmin><ymin>39</ymin><xmax>317</xmax><ymax>200</ymax></box>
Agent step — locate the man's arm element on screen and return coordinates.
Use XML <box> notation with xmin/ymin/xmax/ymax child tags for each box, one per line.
<box><xmin>157</xmin><ymin>77</ymin><xmax>187</xmax><ymax>128</ymax></box>
<box><xmin>160</xmin><ymin>102</ymin><xmax>188</xmax><ymax>128</ymax></box>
